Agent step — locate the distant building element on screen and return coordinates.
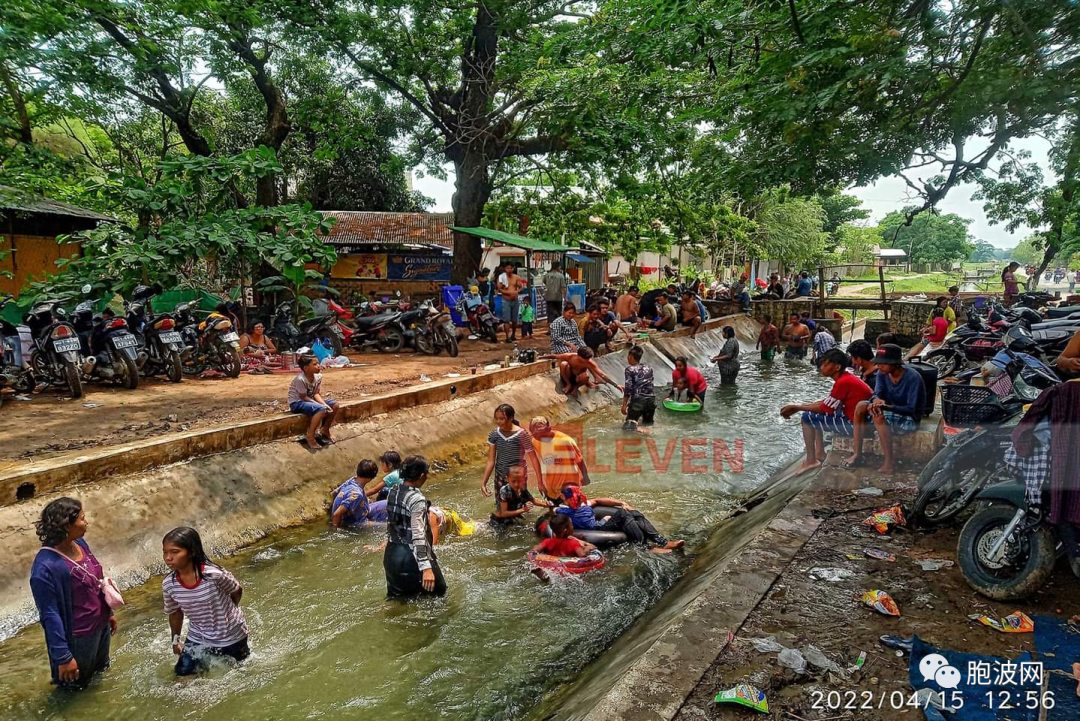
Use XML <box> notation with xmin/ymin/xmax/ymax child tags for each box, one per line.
<box><xmin>874</xmin><ymin>248</ymin><xmax>908</xmax><ymax>267</ymax></box>
<box><xmin>1</xmin><ymin>186</ymin><xmax>112</xmax><ymax>298</ymax></box>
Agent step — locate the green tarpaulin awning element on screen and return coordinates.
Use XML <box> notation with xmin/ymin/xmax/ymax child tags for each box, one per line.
<box><xmin>449</xmin><ymin>226</ymin><xmax>577</xmax><ymax>253</ymax></box>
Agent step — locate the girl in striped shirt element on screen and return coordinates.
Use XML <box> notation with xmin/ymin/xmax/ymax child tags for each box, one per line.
<box><xmin>162</xmin><ymin>527</ymin><xmax>249</xmax><ymax>675</ymax></box>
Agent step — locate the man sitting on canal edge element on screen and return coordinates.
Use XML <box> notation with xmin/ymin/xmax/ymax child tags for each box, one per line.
<box><xmin>846</xmin><ymin>344</ymin><xmax>926</xmax><ymax>475</ymax></box>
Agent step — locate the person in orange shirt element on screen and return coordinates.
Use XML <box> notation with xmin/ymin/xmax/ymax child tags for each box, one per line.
<box><xmin>529</xmin><ymin>416</ymin><xmax>592</xmax><ymax>502</ymax></box>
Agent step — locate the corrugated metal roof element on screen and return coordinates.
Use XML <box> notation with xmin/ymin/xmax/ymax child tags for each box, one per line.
<box><xmin>0</xmin><ymin>185</ymin><xmax>113</xmax><ymax>222</ymax></box>
<box><xmin>320</xmin><ymin>211</ymin><xmax>455</xmax><ymax>247</ymax></box>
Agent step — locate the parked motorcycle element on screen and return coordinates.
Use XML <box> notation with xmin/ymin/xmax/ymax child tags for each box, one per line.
<box><xmin>125</xmin><ymin>285</ymin><xmax>185</xmax><ymax>382</ymax></box>
<box><xmin>23</xmin><ymin>298</ymin><xmax>84</xmax><ymax>398</ymax></box>
<box><xmin>957</xmin><ymin>478</ymin><xmax>1080</xmax><ymax>600</ymax></box>
<box><xmin>346</xmin><ymin>306</ymin><xmax>405</xmax><ymax>352</ymax></box>
<box><xmin>71</xmin><ymin>293</ymin><xmax>141</xmax><ymax>389</ymax></box>
<box><xmin>0</xmin><ymin>295</ymin><xmax>35</xmax><ymax>403</ymax></box>
<box><xmin>394</xmin><ymin>302</ymin><xmax>433</xmax><ymax>352</ymax></box>
<box><xmin>175</xmin><ymin>303</ymin><xmax>243</xmax><ymax>377</ymax></box>
<box><xmin>910</xmin><ymin>349</ymin><xmax>1056</xmax><ymax>528</ymax></box>
<box><xmin>455</xmin><ymin>295</ymin><xmax>499</xmax><ymax>342</ymax></box>
<box><xmin>414</xmin><ymin>301</ymin><xmax>459</xmax><ymax>357</ymax></box>
<box><xmin>271</xmin><ymin>301</ymin><xmax>346</xmax><ymax>356</ymax></box>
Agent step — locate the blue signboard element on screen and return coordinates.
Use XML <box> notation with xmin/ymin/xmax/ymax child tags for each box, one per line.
<box><xmin>387</xmin><ymin>253</ymin><xmax>453</xmax><ymax>281</ymax></box>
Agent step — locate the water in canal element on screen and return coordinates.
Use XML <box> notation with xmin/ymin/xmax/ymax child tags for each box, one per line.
<box><xmin>0</xmin><ymin>356</ymin><xmax>828</xmax><ymax>720</ymax></box>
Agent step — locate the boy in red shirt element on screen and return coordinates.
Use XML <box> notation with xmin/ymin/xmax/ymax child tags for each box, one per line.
<box><xmin>780</xmin><ymin>348</ymin><xmax>872</xmax><ymax>476</ymax></box>
<box><xmin>531</xmin><ymin>514</ymin><xmax>596</xmax><ymax>557</ymax></box>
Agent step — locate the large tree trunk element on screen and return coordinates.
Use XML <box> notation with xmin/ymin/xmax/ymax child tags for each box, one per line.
<box><xmin>0</xmin><ymin>62</ymin><xmax>32</xmax><ymax>144</ymax></box>
<box><xmin>451</xmin><ymin>154</ymin><xmax>491</xmax><ymax>284</ymax></box>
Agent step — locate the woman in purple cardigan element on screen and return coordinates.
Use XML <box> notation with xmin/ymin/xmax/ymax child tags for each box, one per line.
<box><xmin>29</xmin><ymin>497</ymin><xmax>117</xmax><ymax>687</ymax></box>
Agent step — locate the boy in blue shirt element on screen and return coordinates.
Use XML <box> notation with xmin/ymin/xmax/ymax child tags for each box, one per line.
<box><xmin>846</xmin><ymin>344</ymin><xmax>926</xmax><ymax>474</ymax></box>
<box><xmin>331</xmin><ymin>460</ymin><xmax>388</xmax><ymax>527</ymax></box>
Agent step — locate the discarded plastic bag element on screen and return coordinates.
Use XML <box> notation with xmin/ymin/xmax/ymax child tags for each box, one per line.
<box><xmin>310</xmin><ymin>339</ymin><xmax>332</xmax><ymax>362</ymax></box>
<box><xmin>863</xmin><ymin>505</ymin><xmax>906</xmax><ymax>534</ymax></box>
<box><xmin>802</xmin><ymin>644</ymin><xmax>841</xmax><ymax>674</ymax></box>
<box><xmin>714</xmin><ymin>683</ymin><xmax>769</xmax><ymax>713</ymax></box>
<box><xmin>749</xmin><ymin>636</ymin><xmax>784</xmax><ymax>653</ymax></box>
<box><xmin>861</xmin><ymin>590</ymin><xmax>901</xmax><ymax>617</ymax></box>
<box><xmin>879</xmin><ymin>635</ymin><xmax>913</xmax><ymax>653</ymax></box>
<box><xmin>810</xmin><ymin>567</ymin><xmax>854</xmax><ymax>583</ymax></box>
<box><xmin>854</xmin><ymin>487</ymin><xmax>884</xmax><ymax>496</ymax></box>
<box><xmin>969</xmin><ymin>611</ymin><xmax>1034</xmax><ymax>633</ymax></box>
<box><xmin>778</xmin><ymin>647</ymin><xmax>807</xmax><ymax>674</ymax></box>
<box><xmin>864</xmin><ymin>548</ymin><xmax>896</xmax><ymax>562</ymax></box>
<box><xmin>915</xmin><ymin>559</ymin><xmax>954</xmax><ymax>571</ymax></box>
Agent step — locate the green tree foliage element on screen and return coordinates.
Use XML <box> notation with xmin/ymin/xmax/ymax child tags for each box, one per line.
<box><xmin>969</xmin><ymin>240</ymin><xmax>998</xmax><ymax>263</ymax></box>
<box><xmin>833</xmin><ymin>225</ymin><xmax>881</xmax><ymax>265</ymax></box>
<box><xmin>974</xmin><ymin>113</ymin><xmax>1080</xmax><ymax>283</ymax></box>
<box><xmin>1007</xmin><ymin>237</ymin><xmax>1045</xmax><ymax>266</ymax></box>
<box><xmin>22</xmin><ymin>150</ymin><xmax>336</xmax><ymax>302</ymax></box>
<box><xmin>879</xmin><ymin>209</ymin><xmax>974</xmax><ymax>265</ymax></box>
<box><xmin>747</xmin><ymin>189</ymin><xmax>829</xmax><ymax>268</ymax></box>
<box><xmin>815</xmin><ymin>191</ymin><xmax>871</xmax><ymax>250</ymax></box>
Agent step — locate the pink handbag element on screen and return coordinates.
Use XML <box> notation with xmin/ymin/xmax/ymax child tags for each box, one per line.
<box><xmin>46</xmin><ymin>547</ymin><xmax>125</xmax><ymax>609</ymax></box>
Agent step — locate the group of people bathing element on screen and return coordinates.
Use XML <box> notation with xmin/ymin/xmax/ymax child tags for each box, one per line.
<box><xmin>330</xmin><ymin>405</ymin><xmax>686</xmax><ymax>597</ymax></box>
<box><xmin>755</xmin><ymin>311</ymin><xmax>837</xmax><ymax>364</ymax></box>
<box><xmin>28</xmin><ymin>408</ymin><xmax>685</xmax><ymax>690</ymax></box>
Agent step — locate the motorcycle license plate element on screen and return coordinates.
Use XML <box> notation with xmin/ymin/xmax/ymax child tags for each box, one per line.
<box><xmin>160</xmin><ymin>331</ymin><xmax>183</xmax><ymax>344</ymax></box>
<box><xmin>53</xmin><ymin>338</ymin><xmax>81</xmax><ymax>353</ymax></box>
<box><xmin>221</xmin><ymin>332</ymin><xmax>240</xmax><ymax>343</ymax></box>
<box><xmin>113</xmin><ymin>335</ymin><xmax>138</xmax><ymax>349</ymax></box>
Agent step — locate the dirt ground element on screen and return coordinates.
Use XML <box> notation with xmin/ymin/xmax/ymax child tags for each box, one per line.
<box><xmin>0</xmin><ymin>332</ymin><xmax>554</xmax><ymax>468</ymax></box>
<box><xmin>677</xmin><ymin>464</ymin><xmax>1080</xmax><ymax>721</ymax></box>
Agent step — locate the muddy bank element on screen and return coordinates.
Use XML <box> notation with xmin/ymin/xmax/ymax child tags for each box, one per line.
<box><xmin>0</xmin><ymin>334</ymin><xmax>555</xmax><ymax>466</ymax></box>
<box><xmin>674</xmin><ymin>466</ymin><xmax>1080</xmax><ymax>720</ymax></box>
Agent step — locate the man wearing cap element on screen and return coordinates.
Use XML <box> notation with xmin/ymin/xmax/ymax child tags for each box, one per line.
<box><xmin>846</xmin><ymin>344</ymin><xmax>926</xmax><ymax>474</ymax></box>
<box><xmin>529</xmin><ymin>417</ymin><xmax>591</xmax><ymax>502</ymax></box>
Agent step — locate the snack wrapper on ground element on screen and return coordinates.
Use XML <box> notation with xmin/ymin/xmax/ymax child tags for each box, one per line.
<box><xmin>862</xmin><ymin>505</ymin><xmax>906</xmax><ymax>534</ymax></box>
<box><xmin>969</xmin><ymin>611</ymin><xmax>1034</xmax><ymax>633</ymax></box>
<box><xmin>861</xmin><ymin>590</ymin><xmax>901</xmax><ymax>617</ymax></box>
<box><xmin>714</xmin><ymin>683</ymin><xmax>769</xmax><ymax>713</ymax></box>
<box><xmin>864</xmin><ymin>548</ymin><xmax>896</xmax><ymax>562</ymax></box>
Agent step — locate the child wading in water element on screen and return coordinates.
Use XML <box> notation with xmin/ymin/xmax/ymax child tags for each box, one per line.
<box><xmin>162</xmin><ymin>527</ymin><xmax>250</xmax><ymax>675</ymax></box>
<box><xmin>491</xmin><ymin>465</ymin><xmax>553</xmax><ymax>526</ymax></box>
<box><xmin>519</xmin><ymin>296</ymin><xmax>535</xmax><ymax>338</ymax></box>
<box><xmin>365</xmin><ymin>450</ymin><xmax>403</xmax><ymax>500</ymax></box>
<box><xmin>667</xmin><ymin>375</ymin><xmax>700</xmax><ymax>404</ymax></box>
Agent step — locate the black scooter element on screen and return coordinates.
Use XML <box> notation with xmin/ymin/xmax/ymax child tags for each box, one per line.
<box><xmin>125</xmin><ymin>285</ymin><xmax>185</xmax><ymax>382</ymax></box>
<box><xmin>958</xmin><ymin>479</ymin><xmax>1080</xmax><ymax>600</ymax></box>
<box><xmin>23</xmin><ymin>298</ymin><xmax>84</xmax><ymax>398</ymax></box>
<box><xmin>271</xmin><ymin>301</ymin><xmax>346</xmax><ymax>355</ymax></box>
<box><xmin>71</xmin><ymin>291</ymin><xmax>141</xmax><ymax>389</ymax></box>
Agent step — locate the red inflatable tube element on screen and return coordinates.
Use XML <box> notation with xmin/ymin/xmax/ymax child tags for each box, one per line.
<box><xmin>527</xmin><ymin>549</ymin><xmax>605</xmax><ymax>574</ymax></box>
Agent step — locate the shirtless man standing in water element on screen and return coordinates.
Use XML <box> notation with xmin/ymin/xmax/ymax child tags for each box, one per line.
<box><xmin>781</xmin><ymin>313</ymin><xmax>812</xmax><ymax>360</ymax></box>
<box><xmin>540</xmin><ymin>347</ymin><xmax>623</xmax><ymax>397</ymax></box>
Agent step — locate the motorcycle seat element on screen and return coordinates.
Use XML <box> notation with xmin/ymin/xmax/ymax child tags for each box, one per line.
<box><xmin>353</xmin><ymin>312</ymin><xmax>401</xmax><ymax>328</ymax></box>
